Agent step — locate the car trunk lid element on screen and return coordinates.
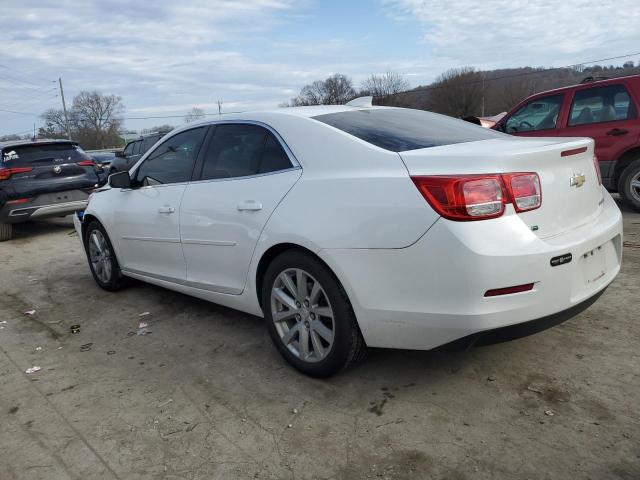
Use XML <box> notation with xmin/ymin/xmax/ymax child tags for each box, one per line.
<box><xmin>399</xmin><ymin>136</ymin><xmax>603</xmax><ymax>239</ymax></box>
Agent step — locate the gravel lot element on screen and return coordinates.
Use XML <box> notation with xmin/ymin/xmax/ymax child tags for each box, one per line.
<box><xmin>1</xmin><ymin>197</ymin><xmax>638</xmax><ymax>480</ymax></box>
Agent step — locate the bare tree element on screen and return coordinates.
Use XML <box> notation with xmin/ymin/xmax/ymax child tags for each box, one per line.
<box><xmin>286</xmin><ymin>74</ymin><xmax>356</xmax><ymax>106</ymax></box>
<box><xmin>426</xmin><ymin>67</ymin><xmax>483</xmax><ymax>118</ymax></box>
<box><xmin>361</xmin><ymin>71</ymin><xmax>410</xmax><ymax>98</ymax></box>
<box><xmin>184</xmin><ymin>106</ymin><xmax>205</xmax><ymax>123</ymax></box>
<box><xmin>39</xmin><ymin>108</ymin><xmax>69</xmax><ymax>138</ymax></box>
<box><xmin>72</xmin><ymin>91</ymin><xmax>124</xmax><ymax>149</ymax></box>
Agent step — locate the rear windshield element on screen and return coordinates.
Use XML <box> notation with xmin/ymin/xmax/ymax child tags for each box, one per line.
<box><xmin>2</xmin><ymin>143</ymin><xmax>87</xmax><ymax>165</ymax></box>
<box><xmin>312</xmin><ymin>108</ymin><xmax>503</xmax><ymax>152</ymax></box>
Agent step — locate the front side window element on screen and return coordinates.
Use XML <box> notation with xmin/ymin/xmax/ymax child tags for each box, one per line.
<box><xmin>569</xmin><ymin>84</ymin><xmax>637</xmax><ymax>126</ymax></box>
<box><xmin>142</xmin><ymin>135</ymin><xmax>160</xmax><ymax>153</ymax></box>
<box><xmin>132</xmin><ymin>141</ymin><xmax>142</xmax><ymax>156</ymax></box>
<box><xmin>505</xmin><ymin>94</ymin><xmax>564</xmax><ymax>133</ymax></box>
<box><xmin>135</xmin><ymin>127</ymin><xmax>206</xmax><ymax>186</ymax></box>
<box><xmin>123</xmin><ymin>142</ymin><xmax>134</xmax><ymax>156</ymax></box>
<box><xmin>199</xmin><ymin>124</ymin><xmax>292</xmax><ymax>180</ymax></box>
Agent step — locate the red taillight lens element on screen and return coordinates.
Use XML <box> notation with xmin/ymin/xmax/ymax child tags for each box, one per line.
<box><xmin>76</xmin><ymin>160</ymin><xmax>95</xmax><ymax>167</ymax></box>
<box><xmin>593</xmin><ymin>155</ymin><xmax>602</xmax><ymax>185</ymax></box>
<box><xmin>412</xmin><ymin>172</ymin><xmax>542</xmax><ymax>221</ymax></box>
<box><xmin>0</xmin><ymin>166</ymin><xmax>33</xmax><ymax>181</ymax></box>
<box><xmin>504</xmin><ymin>173</ymin><xmax>541</xmax><ymax>212</ymax></box>
<box><xmin>412</xmin><ymin>175</ymin><xmax>505</xmax><ymax>221</ymax></box>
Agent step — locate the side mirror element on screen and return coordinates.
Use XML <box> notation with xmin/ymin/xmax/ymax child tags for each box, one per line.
<box><xmin>115</xmin><ymin>150</ymin><xmax>125</xmax><ymax>158</ymax></box>
<box><xmin>109</xmin><ymin>171</ymin><xmax>132</xmax><ymax>189</ymax></box>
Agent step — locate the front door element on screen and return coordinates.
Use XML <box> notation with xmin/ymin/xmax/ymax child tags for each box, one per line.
<box><xmin>180</xmin><ymin>123</ymin><xmax>301</xmax><ymax>294</ymax></box>
<box><xmin>113</xmin><ymin>126</ymin><xmax>207</xmax><ymax>281</ymax></box>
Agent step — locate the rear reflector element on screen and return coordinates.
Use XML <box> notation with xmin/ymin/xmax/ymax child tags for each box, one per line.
<box><xmin>76</xmin><ymin>160</ymin><xmax>95</xmax><ymax>166</ymax></box>
<box><xmin>0</xmin><ymin>166</ymin><xmax>33</xmax><ymax>181</ymax></box>
<box><xmin>411</xmin><ymin>172</ymin><xmax>541</xmax><ymax>221</ymax></box>
<box><xmin>485</xmin><ymin>283</ymin><xmax>535</xmax><ymax>297</ymax></box>
<box><xmin>560</xmin><ymin>146</ymin><xmax>588</xmax><ymax>157</ymax></box>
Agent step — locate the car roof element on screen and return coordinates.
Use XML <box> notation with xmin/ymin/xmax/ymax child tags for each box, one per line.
<box><xmin>0</xmin><ymin>138</ymin><xmax>77</xmax><ymax>150</ymax></box>
<box><xmin>529</xmin><ymin>73</ymin><xmax>640</xmax><ymax>98</ymax></box>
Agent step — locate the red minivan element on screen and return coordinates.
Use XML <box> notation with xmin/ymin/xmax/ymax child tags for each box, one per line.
<box><xmin>493</xmin><ymin>75</ymin><xmax>640</xmax><ymax>211</ymax></box>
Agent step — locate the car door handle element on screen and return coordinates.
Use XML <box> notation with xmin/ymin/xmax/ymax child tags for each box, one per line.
<box><xmin>606</xmin><ymin>128</ymin><xmax>628</xmax><ymax>136</ymax></box>
<box><xmin>237</xmin><ymin>201</ymin><xmax>263</xmax><ymax>211</ymax></box>
<box><xmin>158</xmin><ymin>206</ymin><xmax>175</xmax><ymax>214</ymax></box>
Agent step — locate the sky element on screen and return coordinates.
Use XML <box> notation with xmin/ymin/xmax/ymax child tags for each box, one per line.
<box><xmin>1</xmin><ymin>0</ymin><xmax>639</xmax><ymax>136</ymax></box>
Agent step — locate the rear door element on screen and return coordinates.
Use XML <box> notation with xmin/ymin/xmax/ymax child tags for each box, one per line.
<box><xmin>112</xmin><ymin>127</ymin><xmax>207</xmax><ymax>281</ymax></box>
<box><xmin>1</xmin><ymin>142</ymin><xmax>98</xmax><ymax>199</ymax></box>
<box><xmin>502</xmin><ymin>93</ymin><xmax>564</xmax><ymax>138</ymax></box>
<box><xmin>180</xmin><ymin>123</ymin><xmax>301</xmax><ymax>294</ymax></box>
<box><xmin>556</xmin><ymin>82</ymin><xmax>640</xmax><ymax>162</ymax></box>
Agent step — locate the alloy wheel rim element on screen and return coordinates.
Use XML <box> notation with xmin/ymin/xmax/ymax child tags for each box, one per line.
<box><xmin>630</xmin><ymin>172</ymin><xmax>640</xmax><ymax>202</ymax></box>
<box><xmin>88</xmin><ymin>230</ymin><xmax>112</xmax><ymax>284</ymax></box>
<box><xmin>270</xmin><ymin>268</ymin><xmax>335</xmax><ymax>363</ymax></box>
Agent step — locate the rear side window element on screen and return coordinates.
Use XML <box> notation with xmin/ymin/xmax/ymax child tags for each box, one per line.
<box><xmin>569</xmin><ymin>84</ymin><xmax>637</xmax><ymax>126</ymax></box>
<box><xmin>199</xmin><ymin>124</ymin><xmax>293</xmax><ymax>180</ymax></box>
<box><xmin>2</xmin><ymin>143</ymin><xmax>87</xmax><ymax>165</ymax></box>
<box><xmin>312</xmin><ymin>108</ymin><xmax>503</xmax><ymax>152</ymax></box>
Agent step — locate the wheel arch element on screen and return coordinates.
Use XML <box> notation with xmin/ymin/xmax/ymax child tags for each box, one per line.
<box><xmin>614</xmin><ymin>146</ymin><xmax>640</xmax><ymax>185</ymax></box>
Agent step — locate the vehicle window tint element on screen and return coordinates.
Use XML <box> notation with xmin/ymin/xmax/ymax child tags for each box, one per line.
<box><xmin>505</xmin><ymin>94</ymin><xmax>564</xmax><ymax>133</ymax></box>
<box><xmin>259</xmin><ymin>133</ymin><xmax>293</xmax><ymax>173</ymax></box>
<box><xmin>569</xmin><ymin>84</ymin><xmax>637</xmax><ymax>126</ymax></box>
<box><xmin>132</xmin><ymin>141</ymin><xmax>142</xmax><ymax>156</ymax></box>
<box><xmin>2</xmin><ymin>143</ymin><xmax>87</xmax><ymax>166</ymax></box>
<box><xmin>313</xmin><ymin>108</ymin><xmax>503</xmax><ymax>152</ymax></box>
<box><xmin>141</xmin><ymin>135</ymin><xmax>159</xmax><ymax>153</ymax></box>
<box><xmin>135</xmin><ymin>127</ymin><xmax>206</xmax><ymax>186</ymax></box>
<box><xmin>200</xmin><ymin>124</ymin><xmax>267</xmax><ymax>180</ymax></box>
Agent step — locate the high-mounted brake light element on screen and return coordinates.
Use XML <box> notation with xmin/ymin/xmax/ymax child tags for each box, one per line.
<box><xmin>0</xmin><ymin>166</ymin><xmax>33</xmax><ymax>181</ymax></box>
<box><xmin>411</xmin><ymin>172</ymin><xmax>541</xmax><ymax>221</ymax></box>
<box><xmin>593</xmin><ymin>155</ymin><xmax>602</xmax><ymax>185</ymax></box>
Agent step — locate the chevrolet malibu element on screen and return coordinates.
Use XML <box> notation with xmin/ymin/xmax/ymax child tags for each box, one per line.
<box><xmin>75</xmin><ymin>103</ymin><xmax>623</xmax><ymax>377</ymax></box>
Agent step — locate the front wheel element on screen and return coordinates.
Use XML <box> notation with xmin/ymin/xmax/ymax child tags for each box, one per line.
<box><xmin>0</xmin><ymin>222</ymin><xmax>12</xmax><ymax>241</ymax></box>
<box><xmin>262</xmin><ymin>250</ymin><xmax>366</xmax><ymax>377</ymax></box>
<box><xmin>619</xmin><ymin>159</ymin><xmax>640</xmax><ymax>212</ymax></box>
<box><xmin>84</xmin><ymin>220</ymin><xmax>128</xmax><ymax>291</ymax></box>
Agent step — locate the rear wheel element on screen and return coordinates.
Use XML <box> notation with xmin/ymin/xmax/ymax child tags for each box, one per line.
<box><xmin>0</xmin><ymin>223</ymin><xmax>12</xmax><ymax>241</ymax></box>
<box><xmin>262</xmin><ymin>250</ymin><xmax>366</xmax><ymax>377</ymax></box>
<box><xmin>84</xmin><ymin>220</ymin><xmax>128</xmax><ymax>291</ymax></box>
<box><xmin>619</xmin><ymin>159</ymin><xmax>640</xmax><ymax>212</ymax></box>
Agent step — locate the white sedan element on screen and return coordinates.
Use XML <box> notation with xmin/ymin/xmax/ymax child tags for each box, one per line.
<box><xmin>76</xmin><ymin>102</ymin><xmax>623</xmax><ymax>377</ymax></box>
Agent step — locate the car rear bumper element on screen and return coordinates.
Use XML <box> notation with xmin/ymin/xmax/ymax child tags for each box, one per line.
<box><xmin>0</xmin><ymin>190</ymin><xmax>88</xmax><ymax>223</ymax></box>
<box><xmin>319</xmin><ymin>190</ymin><xmax>623</xmax><ymax>350</ymax></box>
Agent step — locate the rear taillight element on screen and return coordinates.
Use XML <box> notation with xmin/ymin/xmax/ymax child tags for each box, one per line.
<box><xmin>411</xmin><ymin>172</ymin><xmax>541</xmax><ymax>221</ymax></box>
<box><xmin>503</xmin><ymin>173</ymin><xmax>541</xmax><ymax>212</ymax></box>
<box><xmin>76</xmin><ymin>160</ymin><xmax>95</xmax><ymax>167</ymax></box>
<box><xmin>593</xmin><ymin>155</ymin><xmax>602</xmax><ymax>185</ymax></box>
<box><xmin>0</xmin><ymin>166</ymin><xmax>33</xmax><ymax>181</ymax></box>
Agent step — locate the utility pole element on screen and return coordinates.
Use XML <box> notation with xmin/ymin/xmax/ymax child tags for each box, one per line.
<box><xmin>58</xmin><ymin>77</ymin><xmax>72</xmax><ymax>140</ymax></box>
<box><xmin>481</xmin><ymin>75</ymin><xmax>485</xmax><ymax>117</ymax></box>
<box><xmin>217</xmin><ymin>100</ymin><xmax>223</xmax><ymax>115</ymax></box>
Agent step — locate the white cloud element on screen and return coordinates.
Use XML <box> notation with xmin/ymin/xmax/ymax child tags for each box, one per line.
<box><xmin>385</xmin><ymin>0</ymin><xmax>640</xmax><ymax>70</ymax></box>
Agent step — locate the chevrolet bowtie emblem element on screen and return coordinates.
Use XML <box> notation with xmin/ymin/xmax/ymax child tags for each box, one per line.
<box><xmin>570</xmin><ymin>173</ymin><xmax>586</xmax><ymax>188</ymax></box>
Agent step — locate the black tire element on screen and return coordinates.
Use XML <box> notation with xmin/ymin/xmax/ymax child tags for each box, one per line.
<box><xmin>0</xmin><ymin>223</ymin><xmax>12</xmax><ymax>241</ymax></box>
<box><xmin>262</xmin><ymin>249</ymin><xmax>367</xmax><ymax>377</ymax></box>
<box><xmin>83</xmin><ymin>220</ymin><xmax>128</xmax><ymax>291</ymax></box>
<box><xmin>618</xmin><ymin>159</ymin><xmax>640</xmax><ymax>212</ymax></box>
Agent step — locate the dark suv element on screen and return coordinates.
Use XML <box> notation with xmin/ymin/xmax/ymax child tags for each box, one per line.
<box><xmin>494</xmin><ymin>74</ymin><xmax>640</xmax><ymax>210</ymax></box>
<box><xmin>0</xmin><ymin>139</ymin><xmax>102</xmax><ymax>241</ymax></box>
<box><xmin>109</xmin><ymin>132</ymin><xmax>163</xmax><ymax>174</ymax></box>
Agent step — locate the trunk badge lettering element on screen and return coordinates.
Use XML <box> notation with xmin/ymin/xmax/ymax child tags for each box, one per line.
<box><xmin>550</xmin><ymin>253</ymin><xmax>572</xmax><ymax>267</ymax></box>
<box><xmin>570</xmin><ymin>173</ymin><xmax>586</xmax><ymax>188</ymax></box>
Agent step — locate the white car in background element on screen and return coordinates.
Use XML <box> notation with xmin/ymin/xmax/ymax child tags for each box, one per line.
<box><xmin>76</xmin><ymin>101</ymin><xmax>623</xmax><ymax>377</ymax></box>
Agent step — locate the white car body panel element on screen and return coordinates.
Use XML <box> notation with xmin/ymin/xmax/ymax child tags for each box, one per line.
<box><xmin>77</xmin><ymin>105</ymin><xmax>623</xmax><ymax>351</ymax></box>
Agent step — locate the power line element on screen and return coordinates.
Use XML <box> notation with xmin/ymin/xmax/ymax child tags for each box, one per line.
<box><xmin>0</xmin><ymin>108</ymin><xmax>38</xmax><ymax>116</ymax></box>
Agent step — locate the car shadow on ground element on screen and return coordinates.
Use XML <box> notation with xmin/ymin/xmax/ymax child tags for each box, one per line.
<box><xmin>9</xmin><ymin>216</ymin><xmax>76</xmax><ymax>242</ymax></box>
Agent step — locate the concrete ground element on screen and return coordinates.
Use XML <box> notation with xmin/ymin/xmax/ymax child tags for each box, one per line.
<box><xmin>0</xmin><ymin>197</ymin><xmax>638</xmax><ymax>480</ymax></box>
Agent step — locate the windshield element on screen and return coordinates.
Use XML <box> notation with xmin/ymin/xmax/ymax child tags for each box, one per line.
<box><xmin>312</xmin><ymin>108</ymin><xmax>503</xmax><ymax>152</ymax></box>
<box><xmin>2</xmin><ymin>143</ymin><xmax>87</xmax><ymax>165</ymax></box>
